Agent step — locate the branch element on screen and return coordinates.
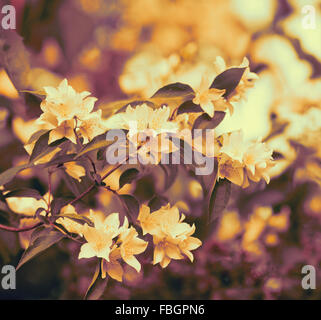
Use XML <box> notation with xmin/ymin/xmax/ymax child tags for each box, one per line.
<box><xmin>67</xmin><ymin>142</ymin><xmax>142</xmax><ymax>206</ymax></box>
<box><xmin>68</xmin><ymin>184</ymin><xmax>96</xmax><ymax>206</ymax></box>
<box><xmin>0</xmin><ymin>222</ymin><xmax>43</xmax><ymax>233</ymax></box>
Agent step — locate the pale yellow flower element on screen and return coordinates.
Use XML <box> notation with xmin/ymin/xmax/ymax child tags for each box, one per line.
<box><xmin>37</xmin><ymin>79</ymin><xmax>105</xmax><ymax>144</ymax></box>
<box><xmin>78</xmin><ymin>211</ymin><xmax>146</xmax><ymax>280</ymax></box>
<box><xmin>78</xmin><ymin>211</ymin><xmax>122</xmax><ymax>261</ymax></box>
<box><xmin>218</xmin><ymin>130</ymin><xmax>274</xmax><ymax>187</ymax></box>
<box><xmin>243</xmin><ymin>139</ymin><xmax>274</xmax><ymax>184</ymax></box>
<box><xmin>173</xmin><ymin>113</ymin><xmax>190</xmax><ymax>131</ymax></box>
<box><xmin>100</xmin><ymin>216</ymin><xmax>147</xmax><ymax>282</ymax></box>
<box><xmin>88</xmin><ymin>210</ymin><xmax>120</xmax><ymax>238</ymax></box>
<box><xmin>101</xmin><ymin>246</ymin><xmax>124</xmax><ymax>282</ymax></box>
<box><xmin>138</xmin><ymin>204</ymin><xmax>202</xmax><ymax>268</ymax></box>
<box><xmin>137</xmin><ymin>204</ymin><xmax>168</xmax><ymax>236</ymax></box>
<box><xmin>40</xmin><ymin>79</ymin><xmax>97</xmax><ymax>125</ymax></box>
<box><xmin>104</xmin><ymin>103</ymin><xmax>178</xmax><ymax>138</ymax></box>
<box><xmin>46</xmin><ymin>119</ymin><xmax>76</xmax><ymax>144</ymax></box>
<box><xmin>104</xmin><ymin>104</ymin><xmax>179</xmax><ymax>164</ymax></box>
<box><xmin>78</xmin><ymin>224</ymin><xmax>114</xmax><ymax>261</ymax></box>
<box><xmin>177</xmin><ymin>227</ymin><xmax>203</xmax><ymax>263</ymax></box>
<box><xmin>192</xmin><ymin>74</ymin><xmax>230</xmax><ymax>118</ymax></box>
<box><xmin>118</xmin><ymin>220</ymin><xmax>148</xmax><ymax>272</ymax></box>
<box><xmin>217</xmin><ymin>130</ymin><xmax>248</xmax><ymax>186</ymax></box>
<box><xmin>217</xmin><ymin>154</ymin><xmax>245</xmax><ymax>186</ymax></box>
<box><xmin>219</xmin><ymin>130</ymin><xmax>249</xmax><ymax>163</ymax></box>
<box><xmin>78</xmin><ymin>110</ymin><xmax>106</xmax><ymax>144</ymax></box>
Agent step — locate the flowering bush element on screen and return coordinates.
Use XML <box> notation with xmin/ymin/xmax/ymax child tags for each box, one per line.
<box><xmin>0</xmin><ymin>0</ymin><xmax>320</xmax><ymax>300</ymax></box>
<box><xmin>0</xmin><ymin>25</ymin><xmax>275</xmax><ymax>297</ymax></box>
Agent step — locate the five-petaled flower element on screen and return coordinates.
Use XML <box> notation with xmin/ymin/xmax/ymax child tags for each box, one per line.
<box><xmin>138</xmin><ymin>204</ymin><xmax>202</xmax><ymax>268</ymax></box>
<box><xmin>192</xmin><ymin>74</ymin><xmax>233</xmax><ymax>118</ymax></box>
<box><xmin>217</xmin><ymin>130</ymin><xmax>274</xmax><ymax>188</ymax></box>
<box><xmin>37</xmin><ymin>79</ymin><xmax>106</xmax><ymax>144</ymax></box>
<box><xmin>78</xmin><ymin>211</ymin><xmax>147</xmax><ymax>282</ymax></box>
<box><xmin>118</xmin><ymin>218</ymin><xmax>148</xmax><ymax>272</ymax></box>
<box><xmin>105</xmin><ymin>103</ymin><xmax>179</xmax><ymax>164</ymax></box>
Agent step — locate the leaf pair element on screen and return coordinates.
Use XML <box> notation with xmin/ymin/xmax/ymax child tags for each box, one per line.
<box><xmin>0</xmin><ymin>131</ymin><xmax>67</xmax><ymax>187</ymax></box>
<box><xmin>100</xmin><ymin>82</ymin><xmax>195</xmax><ymax>118</ymax></box>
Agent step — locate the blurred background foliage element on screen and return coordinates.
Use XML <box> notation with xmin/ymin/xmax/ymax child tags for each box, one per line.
<box><xmin>0</xmin><ymin>0</ymin><xmax>321</xmax><ymax>299</ymax></box>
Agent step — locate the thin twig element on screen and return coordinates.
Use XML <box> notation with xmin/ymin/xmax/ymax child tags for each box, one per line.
<box><xmin>68</xmin><ymin>184</ymin><xmax>96</xmax><ymax>206</ymax></box>
<box><xmin>63</xmin><ymin>141</ymin><xmax>141</xmax><ymax>207</ymax></box>
<box><xmin>65</xmin><ymin>157</ymin><xmax>125</xmax><ymax>207</ymax></box>
<box><xmin>0</xmin><ymin>222</ymin><xmax>43</xmax><ymax>233</ymax></box>
<box><xmin>47</xmin><ymin>169</ymin><xmax>52</xmax><ymax>216</ymax></box>
<box><xmin>87</xmin><ymin>155</ymin><xmax>97</xmax><ymax>174</ymax></box>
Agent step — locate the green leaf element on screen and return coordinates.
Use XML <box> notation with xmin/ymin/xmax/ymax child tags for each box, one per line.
<box><xmin>29</xmin><ymin>225</ymin><xmax>47</xmax><ymax>243</ymax></box>
<box><xmin>0</xmin><ymin>134</ymin><xmax>69</xmax><ymax>186</ymax></box>
<box><xmin>44</xmin><ymin>154</ymin><xmax>77</xmax><ymax>168</ymax></box>
<box><xmin>99</xmin><ymin>99</ymin><xmax>152</xmax><ymax>117</ymax></box>
<box><xmin>76</xmin><ymin>138</ymin><xmax>112</xmax><ymax>159</ymax></box>
<box><xmin>29</xmin><ymin>132</ymin><xmax>67</xmax><ymax>164</ymax></box>
<box><xmin>56</xmin><ymin>213</ymin><xmax>92</xmax><ymax>226</ymax></box>
<box><xmin>50</xmin><ymin>197</ymin><xmax>73</xmax><ymax>215</ymax></box>
<box><xmin>119</xmin><ymin>168</ymin><xmax>140</xmax><ymax>189</ymax></box>
<box><xmin>148</xmin><ymin>195</ymin><xmax>169</xmax><ymax>212</ymax></box>
<box><xmin>197</xmin><ymin>159</ymin><xmax>218</xmax><ymax>198</ymax></box>
<box><xmin>100</xmin><ymin>83</ymin><xmax>194</xmax><ymax>118</ymax></box>
<box><xmin>49</xmin><ymin>137</ymin><xmax>68</xmax><ymax>147</ymax></box>
<box><xmin>210</xmin><ymin>67</ymin><xmax>246</xmax><ymax>98</ymax></box>
<box><xmin>193</xmin><ymin>111</ymin><xmax>226</xmax><ymax>130</ymax></box>
<box><xmin>4</xmin><ymin>188</ymin><xmax>42</xmax><ymax>199</ymax></box>
<box><xmin>159</xmin><ymin>164</ymin><xmax>178</xmax><ymax>191</ymax></box>
<box><xmin>0</xmin><ymin>30</ymin><xmax>31</xmax><ymax>91</ymax></box>
<box><xmin>209</xmin><ymin>179</ymin><xmax>231</xmax><ymax>222</ymax></box>
<box><xmin>97</xmin><ymin>149</ymin><xmax>105</xmax><ymax>161</ymax></box>
<box><xmin>16</xmin><ymin>227</ymin><xmax>65</xmax><ymax>270</ymax></box>
<box><xmin>177</xmin><ymin>100</ymin><xmax>202</xmax><ymax>115</ymax></box>
<box><xmin>59</xmin><ymin>170</ymin><xmax>83</xmax><ymax>197</ymax></box>
<box><xmin>0</xmin><ymin>163</ymin><xmax>31</xmax><ymax>187</ymax></box>
<box><xmin>119</xmin><ymin>194</ymin><xmax>139</xmax><ymax>221</ymax></box>
<box><xmin>0</xmin><ymin>209</ymin><xmax>9</xmax><ymax>224</ymax></box>
<box><xmin>151</xmin><ymin>82</ymin><xmax>194</xmax><ymax>98</ymax></box>
<box><xmin>26</xmin><ymin>129</ymin><xmax>50</xmax><ymax>145</ymax></box>
<box><xmin>29</xmin><ymin>131</ymin><xmax>51</xmax><ymax>163</ymax></box>
<box><xmin>85</xmin><ymin>260</ymin><xmax>108</xmax><ymax>300</ymax></box>
<box><xmin>19</xmin><ymin>89</ymin><xmax>46</xmax><ymax>99</ymax></box>
<box><xmin>0</xmin><ymin>190</ymin><xmax>5</xmax><ymax>202</ymax></box>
